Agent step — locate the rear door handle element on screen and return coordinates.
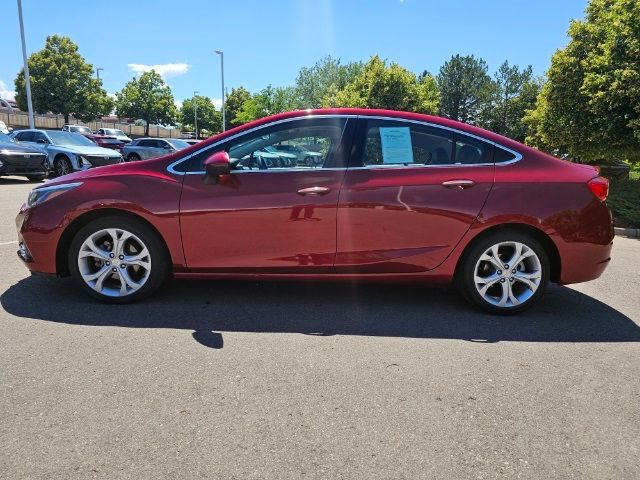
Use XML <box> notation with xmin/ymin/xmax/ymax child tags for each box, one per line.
<box><xmin>297</xmin><ymin>186</ymin><xmax>331</xmax><ymax>196</ymax></box>
<box><xmin>441</xmin><ymin>179</ymin><xmax>476</xmax><ymax>190</ymax></box>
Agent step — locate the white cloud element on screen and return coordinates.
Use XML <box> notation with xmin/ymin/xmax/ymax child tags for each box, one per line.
<box><xmin>0</xmin><ymin>80</ymin><xmax>15</xmax><ymax>101</ymax></box>
<box><xmin>211</xmin><ymin>98</ymin><xmax>222</xmax><ymax>110</ymax></box>
<box><xmin>127</xmin><ymin>63</ymin><xmax>190</xmax><ymax>78</ymax></box>
<box><xmin>174</xmin><ymin>99</ymin><xmax>183</xmax><ymax>110</ymax></box>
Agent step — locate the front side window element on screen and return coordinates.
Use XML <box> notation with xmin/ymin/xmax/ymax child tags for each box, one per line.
<box><xmin>184</xmin><ymin>117</ymin><xmax>348</xmax><ymax>173</ymax></box>
<box><xmin>16</xmin><ymin>131</ymin><xmax>34</xmax><ymax>142</ymax></box>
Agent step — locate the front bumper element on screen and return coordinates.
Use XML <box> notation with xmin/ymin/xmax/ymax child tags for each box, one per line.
<box><xmin>15</xmin><ymin>205</ymin><xmax>61</xmax><ymax>275</ymax></box>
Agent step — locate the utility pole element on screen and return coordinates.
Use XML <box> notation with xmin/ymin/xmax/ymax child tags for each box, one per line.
<box><xmin>193</xmin><ymin>90</ymin><xmax>199</xmax><ymax>139</ymax></box>
<box><xmin>96</xmin><ymin>68</ymin><xmax>103</xmax><ymax>81</ymax></box>
<box><xmin>17</xmin><ymin>0</ymin><xmax>34</xmax><ymax>128</ymax></box>
<box><xmin>215</xmin><ymin>50</ymin><xmax>225</xmax><ymax>131</ymax></box>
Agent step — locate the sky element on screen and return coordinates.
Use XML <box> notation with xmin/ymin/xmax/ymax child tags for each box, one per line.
<box><xmin>0</xmin><ymin>0</ymin><xmax>589</xmax><ymax>108</ymax></box>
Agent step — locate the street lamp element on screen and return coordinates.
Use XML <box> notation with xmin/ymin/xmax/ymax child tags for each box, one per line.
<box><xmin>193</xmin><ymin>90</ymin><xmax>199</xmax><ymax>140</ymax></box>
<box><xmin>214</xmin><ymin>50</ymin><xmax>225</xmax><ymax>132</ymax></box>
<box><xmin>16</xmin><ymin>0</ymin><xmax>34</xmax><ymax>129</ymax></box>
<box><xmin>96</xmin><ymin>68</ymin><xmax>103</xmax><ymax>81</ymax></box>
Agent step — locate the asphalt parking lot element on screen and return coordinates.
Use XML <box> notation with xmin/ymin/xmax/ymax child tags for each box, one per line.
<box><xmin>0</xmin><ymin>177</ymin><xmax>639</xmax><ymax>479</ymax></box>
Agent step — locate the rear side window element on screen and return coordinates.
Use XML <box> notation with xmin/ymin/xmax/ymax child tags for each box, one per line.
<box><xmin>494</xmin><ymin>146</ymin><xmax>517</xmax><ymax>163</ymax></box>
<box><xmin>361</xmin><ymin>120</ymin><xmax>454</xmax><ymax>167</ymax></box>
<box><xmin>16</xmin><ymin>131</ymin><xmax>33</xmax><ymax>142</ymax></box>
<box><xmin>138</xmin><ymin>140</ymin><xmax>155</xmax><ymax>147</ymax></box>
<box><xmin>453</xmin><ymin>134</ymin><xmax>492</xmax><ymax>165</ymax></box>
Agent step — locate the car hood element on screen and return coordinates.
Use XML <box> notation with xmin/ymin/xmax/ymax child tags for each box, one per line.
<box><xmin>0</xmin><ymin>141</ymin><xmax>46</xmax><ymax>154</ymax></box>
<box><xmin>53</xmin><ymin>144</ymin><xmax>121</xmax><ymax>156</ymax></box>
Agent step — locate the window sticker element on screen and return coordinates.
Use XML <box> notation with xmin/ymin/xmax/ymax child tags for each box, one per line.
<box><xmin>379</xmin><ymin>127</ymin><xmax>414</xmax><ymax>164</ymax></box>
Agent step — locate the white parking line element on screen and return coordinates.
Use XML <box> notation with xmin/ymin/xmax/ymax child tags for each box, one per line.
<box><xmin>0</xmin><ymin>241</ymin><xmax>18</xmax><ymax>246</ymax></box>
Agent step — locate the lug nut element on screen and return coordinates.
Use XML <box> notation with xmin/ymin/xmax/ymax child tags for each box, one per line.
<box><xmin>512</xmin><ymin>269</ymin><xmax>516</xmax><ymax>274</ymax></box>
<box><xmin>500</xmin><ymin>278</ymin><xmax>506</xmax><ymax>283</ymax></box>
<box><xmin>119</xmin><ymin>255</ymin><xmax>124</xmax><ymax>260</ymax></box>
<box><xmin>504</xmin><ymin>264</ymin><xmax>509</xmax><ymax>269</ymax></box>
<box><xmin>120</xmin><ymin>264</ymin><xmax>126</xmax><ymax>268</ymax></box>
<box><xmin>497</xmin><ymin>270</ymin><xmax>502</xmax><ymax>275</ymax></box>
<box><xmin>109</xmin><ymin>253</ymin><xmax>115</xmax><ymax>258</ymax></box>
<box><xmin>509</xmin><ymin>277</ymin><xmax>514</xmax><ymax>282</ymax></box>
<box><xmin>111</xmin><ymin>267</ymin><xmax>117</xmax><ymax>272</ymax></box>
<box><xmin>106</xmin><ymin>261</ymin><xmax>110</xmax><ymax>266</ymax></box>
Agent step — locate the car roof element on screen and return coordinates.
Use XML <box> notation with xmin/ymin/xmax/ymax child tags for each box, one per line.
<box><xmin>194</xmin><ymin>108</ymin><xmax>526</xmax><ymax>153</ymax></box>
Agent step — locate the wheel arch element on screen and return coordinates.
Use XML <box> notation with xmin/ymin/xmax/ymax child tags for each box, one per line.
<box><xmin>455</xmin><ymin>223</ymin><xmax>561</xmax><ymax>283</ymax></box>
<box><xmin>56</xmin><ymin>207</ymin><xmax>172</xmax><ymax>277</ymax></box>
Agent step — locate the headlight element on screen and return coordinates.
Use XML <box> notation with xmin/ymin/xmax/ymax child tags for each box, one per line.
<box><xmin>27</xmin><ymin>182</ymin><xmax>83</xmax><ymax>208</ymax></box>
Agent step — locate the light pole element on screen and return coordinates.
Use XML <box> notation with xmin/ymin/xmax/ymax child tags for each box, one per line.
<box><xmin>17</xmin><ymin>0</ymin><xmax>34</xmax><ymax>129</ymax></box>
<box><xmin>96</xmin><ymin>68</ymin><xmax>103</xmax><ymax>81</ymax></box>
<box><xmin>215</xmin><ymin>50</ymin><xmax>225</xmax><ymax>131</ymax></box>
<box><xmin>193</xmin><ymin>90</ymin><xmax>199</xmax><ymax>139</ymax></box>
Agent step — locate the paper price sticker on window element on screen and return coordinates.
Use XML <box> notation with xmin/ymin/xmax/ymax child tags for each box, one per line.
<box><xmin>379</xmin><ymin>127</ymin><xmax>413</xmax><ymax>164</ymax></box>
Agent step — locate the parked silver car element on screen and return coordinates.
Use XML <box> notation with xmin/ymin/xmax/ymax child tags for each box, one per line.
<box><xmin>122</xmin><ymin>138</ymin><xmax>190</xmax><ymax>161</ymax></box>
<box><xmin>96</xmin><ymin>128</ymin><xmax>133</xmax><ymax>144</ymax></box>
<box><xmin>11</xmin><ymin>129</ymin><xmax>123</xmax><ymax>176</ymax></box>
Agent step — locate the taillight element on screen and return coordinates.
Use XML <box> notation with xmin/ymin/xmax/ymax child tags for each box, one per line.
<box><xmin>587</xmin><ymin>176</ymin><xmax>609</xmax><ymax>202</ymax></box>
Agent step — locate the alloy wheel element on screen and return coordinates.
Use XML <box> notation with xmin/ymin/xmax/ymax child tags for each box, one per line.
<box><xmin>77</xmin><ymin>228</ymin><xmax>152</xmax><ymax>297</ymax></box>
<box><xmin>473</xmin><ymin>241</ymin><xmax>542</xmax><ymax>308</ymax></box>
<box><xmin>56</xmin><ymin>158</ymin><xmax>70</xmax><ymax>176</ymax></box>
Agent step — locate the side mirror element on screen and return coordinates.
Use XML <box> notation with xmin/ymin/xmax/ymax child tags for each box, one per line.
<box><xmin>203</xmin><ymin>151</ymin><xmax>231</xmax><ymax>184</ymax></box>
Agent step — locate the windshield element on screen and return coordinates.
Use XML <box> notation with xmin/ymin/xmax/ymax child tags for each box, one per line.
<box><xmin>0</xmin><ymin>132</ymin><xmax>13</xmax><ymax>143</ymax></box>
<box><xmin>105</xmin><ymin>129</ymin><xmax>125</xmax><ymax>136</ymax></box>
<box><xmin>47</xmin><ymin>131</ymin><xmax>96</xmax><ymax>147</ymax></box>
<box><xmin>69</xmin><ymin>126</ymin><xmax>92</xmax><ymax>134</ymax></box>
<box><xmin>166</xmin><ymin>139</ymin><xmax>190</xmax><ymax>149</ymax></box>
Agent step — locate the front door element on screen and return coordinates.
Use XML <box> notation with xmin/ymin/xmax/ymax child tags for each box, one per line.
<box><xmin>179</xmin><ymin>116</ymin><xmax>355</xmax><ymax>272</ymax></box>
<box><xmin>336</xmin><ymin>117</ymin><xmax>496</xmax><ymax>273</ymax></box>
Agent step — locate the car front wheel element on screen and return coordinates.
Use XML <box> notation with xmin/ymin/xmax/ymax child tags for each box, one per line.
<box><xmin>68</xmin><ymin>216</ymin><xmax>168</xmax><ymax>303</ymax></box>
<box><xmin>458</xmin><ymin>231</ymin><xmax>549</xmax><ymax>315</ymax></box>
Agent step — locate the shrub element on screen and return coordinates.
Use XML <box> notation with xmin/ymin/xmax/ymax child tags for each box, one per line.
<box><xmin>608</xmin><ymin>177</ymin><xmax>640</xmax><ymax>228</ymax></box>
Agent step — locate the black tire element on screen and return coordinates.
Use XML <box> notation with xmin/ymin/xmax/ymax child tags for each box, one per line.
<box><xmin>26</xmin><ymin>174</ymin><xmax>46</xmax><ymax>182</ymax></box>
<box><xmin>457</xmin><ymin>230</ymin><xmax>550</xmax><ymax>315</ymax></box>
<box><xmin>68</xmin><ymin>216</ymin><xmax>169</xmax><ymax>304</ymax></box>
<box><xmin>127</xmin><ymin>153</ymin><xmax>140</xmax><ymax>162</ymax></box>
<box><xmin>54</xmin><ymin>156</ymin><xmax>72</xmax><ymax>177</ymax></box>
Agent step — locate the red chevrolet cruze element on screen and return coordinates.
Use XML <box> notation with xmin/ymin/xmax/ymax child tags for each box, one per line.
<box><xmin>15</xmin><ymin>109</ymin><xmax>613</xmax><ymax>314</ymax></box>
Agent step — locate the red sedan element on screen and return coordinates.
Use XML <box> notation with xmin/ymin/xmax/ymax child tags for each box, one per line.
<box><xmin>15</xmin><ymin>109</ymin><xmax>613</xmax><ymax>314</ymax></box>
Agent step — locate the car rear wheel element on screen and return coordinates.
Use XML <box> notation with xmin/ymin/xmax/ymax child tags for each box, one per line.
<box><xmin>458</xmin><ymin>231</ymin><xmax>549</xmax><ymax>315</ymax></box>
<box><xmin>127</xmin><ymin>153</ymin><xmax>140</xmax><ymax>162</ymax></box>
<box><xmin>68</xmin><ymin>216</ymin><xmax>168</xmax><ymax>303</ymax></box>
<box><xmin>54</xmin><ymin>156</ymin><xmax>72</xmax><ymax>177</ymax></box>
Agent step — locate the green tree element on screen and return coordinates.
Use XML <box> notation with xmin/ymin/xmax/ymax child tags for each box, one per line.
<box><xmin>180</xmin><ymin>95</ymin><xmax>222</xmax><ymax>136</ymax></box>
<box><xmin>14</xmin><ymin>35</ymin><xmax>113</xmax><ymax>123</ymax></box>
<box><xmin>525</xmin><ymin>0</ymin><xmax>640</xmax><ymax>163</ymax></box>
<box><xmin>323</xmin><ymin>55</ymin><xmax>439</xmax><ymax>113</ymax></box>
<box><xmin>295</xmin><ymin>55</ymin><xmax>363</xmax><ymax>108</ymax></box>
<box><xmin>115</xmin><ymin>70</ymin><xmax>177</xmax><ymax>136</ymax></box>
<box><xmin>479</xmin><ymin>61</ymin><xmax>541</xmax><ymax>141</ymax></box>
<box><xmin>225</xmin><ymin>87</ymin><xmax>252</xmax><ymax>128</ymax></box>
<box><xmin>437</xmin><ymin>54</ymin><xmax>493</xmax><ymax>124</ymax></box>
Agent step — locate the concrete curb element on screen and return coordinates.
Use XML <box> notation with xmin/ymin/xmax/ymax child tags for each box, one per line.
<box><xmin>615</xmin><ymin>227</ymin><xmax>640</xmax><ymax>238</ymax></box>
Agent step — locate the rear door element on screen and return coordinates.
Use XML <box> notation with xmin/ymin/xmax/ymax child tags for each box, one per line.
<box><xmin>336</xmin><ymin>117</ymin><xmax>496</xmax><ymax>273</ymax></box>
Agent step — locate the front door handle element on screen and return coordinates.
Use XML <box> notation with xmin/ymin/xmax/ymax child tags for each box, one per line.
<box><xmin>441</xmin><ymin>179</ymin><xmax>476</xmax><ymax>190</ymax></box>
<box><xmin>297</xmin><ymin>186</ymin><xmax>331</xmax><ymax>196</ymax></box>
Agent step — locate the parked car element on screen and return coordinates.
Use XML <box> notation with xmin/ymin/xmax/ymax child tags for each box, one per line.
<box><xmin>184</xmin><ymin>139</ymin><xmax>201</xmax><ymax>146</ymax></box>
<box><xmin>61</xmin><ymin>124</ymin><xmax>125</xmax><ymax>151</ymax></box>
<box><xmin>11</xmin><ymin>129</ymin><xmax>123</xmax><ymax>176</ymax></box>
<box><xmin>15</xmin><ymin>109</ymin><xmax>613</xmax><ymax>313</ymax></box>
<box><xmin>0</xmin><ymin>98</ymin><xmax>15</xmax><ymax>112</ymax></box>
<box><xmin>95</xmin><ymin>128</ymin><xmax>133</xmax><ymax>144</ymax></box>
<box><xmin>122</xmin><ymin>138</ymin><xmax>190</xmax><ymax>161</ymax></box>
<box><xmin>273</xmin><ymin>143</ymin><xmax>323</xmax><ymax>166</ymax></box>
<box><xmin>0</xmin><ymin>132</ymin><xmax>48</xmax><ymax>181</ymax></box>
<box><xmin>0</xmin><ymin>121</ymin><xmax>12</xmax><ymax>134</ymax></box>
